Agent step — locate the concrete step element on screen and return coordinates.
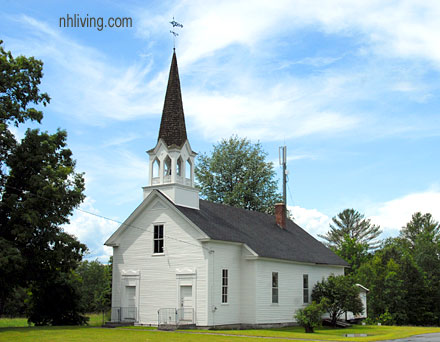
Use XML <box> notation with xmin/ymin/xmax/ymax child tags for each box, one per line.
<box><xmin>102</xmin><ymin>321</ymin><xmax>135</xmax><ymax>328</ymax></box>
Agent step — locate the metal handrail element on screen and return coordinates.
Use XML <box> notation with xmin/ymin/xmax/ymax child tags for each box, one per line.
<box><xmin>111</xmin><ymin>306</ymin><xmax>137</xmax><ymax>322</ymax></box>
<box><xmin>157</xmin><ymin>307</ymin><xmax>194</xmax><ymax>325</ymax></box>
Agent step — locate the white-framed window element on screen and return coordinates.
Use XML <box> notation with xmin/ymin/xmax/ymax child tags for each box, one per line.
<box><xmin>153</xmin><ymin>224</ymin><xmax>164</xmax><ymax>254</ymax></box>
<box><xmin>222</xmin><ymin>269</ymin><xmax>228</xmax><ymax>303</ymax></box>
<box><xmin>272</xmin><ymin>272</ymin><xmax>278</xmax><ymax>303</ymax></box>
<box><xmin>303</xmin><ymin>274</ymin><xmax>309</xmax><ymax>304</ymax></box>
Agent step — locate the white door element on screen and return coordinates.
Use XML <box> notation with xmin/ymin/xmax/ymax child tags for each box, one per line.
<box><xmin>124</xmin><ymin>286</ymin><xmax>136</xmax><ymax>321</ymax></box>
<box><xmin>180</xmin><ymin>286</ymin><xmax>193</xmax><ymax>321</ymax></box>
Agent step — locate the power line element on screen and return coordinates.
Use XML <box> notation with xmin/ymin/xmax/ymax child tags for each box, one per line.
<box><xmin>1</xmin><ymin>184</ymin><xmax>213</xmax><ymax>253</ymax></box>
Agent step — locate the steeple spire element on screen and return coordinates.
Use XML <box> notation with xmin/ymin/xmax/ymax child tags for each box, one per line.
<box><xmin>144</xmin><ymin>49</ymin><xmax>199</xmax><ymax>210</ymax></box>
<box><xmin>158</xmin><ymin>51</ymin><xmax>187</xmax><ymax>147</ymax></box>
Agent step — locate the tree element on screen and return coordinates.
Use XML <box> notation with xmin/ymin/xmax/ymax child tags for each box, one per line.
<box><xmin>400</xmin><ymin>212</ymin><xmax>440</xmax><ymax>248</ymax></box>
<box><xmin>294</xmin><ymin>300</ymin><xmax>327</xmax><ymax>333</ymax></box>
<box><xmin>77</xmin><ymin>259</ymin><xmax>112</xmax><ymax>314</ymax></box>
<box><xmin>195</xmin><ymin>136</ymin><xmax>282</xmax><ymax>214</ymax></box>
<box><xmin>27</xmin><ymin>272</ymin><xmax>87</xmax><ymax>326</ymax></box>
<box><xmin>319</xmin><ymin>209</ymin><xmax>382</xmax><ymax>250</ymax></box>
<box><xmin>401</xmin><ymin>213</ymin><xmax>440</xmax><ymax>324</ymax></box>
<box><xmin>0</xmin><ymin>41</ymin><xmax>87</xmax><ymax>324</ymax></box>
<box><xmin>356</xmin><ymin>237</ymin><xmax>434</xmax><ymax>325</ymax></box>
<box><xmin>333</xmin><ymin>235</ymin><xmax>369</xmax><ymax>275</ymax></box>
<box><xmin>311</xmin><ymin>274</ymin><xmax>363</xmax><ymax>327</ymax></box>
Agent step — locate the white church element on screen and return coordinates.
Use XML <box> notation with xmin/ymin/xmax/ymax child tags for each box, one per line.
<box><xmin>105</xmin><ymin>51</ymin><xmax>354</xmax><ymax>328</ymax></box>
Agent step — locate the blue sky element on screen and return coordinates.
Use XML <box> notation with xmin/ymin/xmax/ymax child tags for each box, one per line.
<box><xmin>2</xmin><ymin>0</ymin><xmax>440</xmax><ymax>261</ymax></box>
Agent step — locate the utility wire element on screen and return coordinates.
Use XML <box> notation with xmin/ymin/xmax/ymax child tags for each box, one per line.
<box><xmin>1</xmin><ymin>184</ymin><xmax>213</xmax><ymax>253</ymax></box>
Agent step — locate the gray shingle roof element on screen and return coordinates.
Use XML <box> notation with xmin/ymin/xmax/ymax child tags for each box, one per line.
<box><xmin>176</xmin><ymin>200</ymin><xmax>348</xmax><ymax>266</ymax></box>
<box><xmin>158</xmin><ymin>51</ymin><xmax>188</xmax><ymax>147</ymax></box>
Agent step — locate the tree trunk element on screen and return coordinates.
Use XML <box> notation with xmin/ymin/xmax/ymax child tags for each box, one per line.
<box><xmin>331</xmin><ymin>313</ymin><xmax>338</xmax><ymax>327</ymax></box>
<box><xmin>305</xmin><ymin>325</ymin><xmax>314</xmax><ymax>333</ymax></box>
<box><xmin>0</xmin><ymin>295</ymin><xmax>5</xmax><ymax>317</ymax></box>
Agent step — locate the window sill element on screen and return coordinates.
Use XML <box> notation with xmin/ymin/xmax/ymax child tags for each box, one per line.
<box><xmin>152</xmin><ymin>253</ymin><xmax>165</xmax><ymax>257</ymax></box>
<box><xmin>221</xmin><ymin>303</ymin><xmax>229</xmax><ymax>306</ymax></box>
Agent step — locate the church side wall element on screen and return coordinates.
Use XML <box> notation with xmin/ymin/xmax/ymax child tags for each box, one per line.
<box><xmin>255</xmin><ymin>260</ymin><xmax>344</xmax><ymax>324</ymax></box>
<box><xmin>204</xmin><ymin>242</ymin><xmax>243</xmax><ymax>326</ymax></box>
<box><xmin>240</xmin><ymin>257</ymin><xmax>257</xmax><ymax>324</ymax></box>
<box><xmin>111</xmin><ymin>201</ymin><xmax>208</xmax><ymax>326</ymax></box>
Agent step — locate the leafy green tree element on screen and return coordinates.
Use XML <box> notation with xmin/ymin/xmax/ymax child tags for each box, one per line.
<box><xmin>77</xmin><ymin>259</ymin><xmax>112</xmax><ymax>313</ymax></box>
<box><xmin>0</xmin><ymin>41</ymin><xmax>87</xmax><ymax>324</ymax></box>
<box><xmin>356</xmin><ymin>237</ymin><xmax>432</xmax><ymax>325</ymax></box>
<box><xmin>27</xmin><ymin>272</ymin><xmax>87</xmax><ymax>326</ymax></box>
<box><xmin>311</xmin><ymin>274</ymin><xmax>363</xmax><ymax>327</ymax></box>
<box><xmin>294</xmin><ymin>300</ymin><xmax>327</xmax><ymax>333</ymax></box>
<box><xmin>332</xmin><ymin>235</ymin><xmax>369</xmax><ymax>274</ymax></box>
<box><xmin>195</xmin><ymin>136</ymin><xmax>282</xmax><ymax>214</ymax></box>
<box><xmin>0</xmin><ymin>39</ymin><xmax>50</xmax><ymax>314</ymax></box>
<box><xmin>402</xmin><ymin>213</ymin><xmax>440</xmax><ymax>324</ymax></box>
<box><xmin>2</xmin><ymin>286</ymin><xmax>28</xmax><ymax>317</ymax></box>
<box><xmin>319</xmin><ymin>209</ymin><xmax>382</xmax><ymax>250</ymax></box>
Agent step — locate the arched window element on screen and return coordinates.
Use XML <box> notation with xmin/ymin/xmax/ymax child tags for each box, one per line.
<box><xmin>153</xmin><ymin>158</ymin><xmax>160</xmax><ymax>178</ymax></box>
<box><xmin>185</xmin><ymin>159</ymin><xmax>192</xmax><ymax>179</ymax></box>
<box><xmin>164</xmin><ymin>156</ymin><xmax>172</xmax><ymax>176</ymax></box>
<box><xmin>176</xmin><ymin>157</ymin><xmax>183</xmax><ymax>176</ymax></box>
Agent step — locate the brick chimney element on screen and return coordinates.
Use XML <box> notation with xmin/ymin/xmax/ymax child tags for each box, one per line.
<box><xmin>275</xmin><ymin>203</ymin><xmax>286</xmax><ymax>229</ymax></box>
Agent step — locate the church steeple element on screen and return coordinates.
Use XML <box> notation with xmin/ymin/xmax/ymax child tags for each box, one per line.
<box><xmin>143</xmin><ymin>51</ymin><xmax>199</xmax><ymax>209</ymax></box>
<box><xmin>158</xmin><ymin>51</ymin><xmax>187</xmax><ymax>147</ymax></box>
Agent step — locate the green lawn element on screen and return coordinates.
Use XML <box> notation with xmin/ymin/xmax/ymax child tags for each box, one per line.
<box><xmin>0</xmin><ymin>313</ymin><xmax>107</xmax><ymax>329</ymax></box>
<box><xmin>0</xmin><ymin>326</ymin><xmax>276</xmax><ymax>342</ymax></box>
<box><xmin>183</xmin><ymin>325</ymin><xmax>440</xmax><ymax>341</ymax></box>
<box><xmin>1</xmin><ymin>320</ymin><xmax>440</xmax><ymax>342</ymax></box>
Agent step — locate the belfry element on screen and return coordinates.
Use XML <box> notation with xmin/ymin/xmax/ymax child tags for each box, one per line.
<box><xmin>143</xmin><ymin>51</ymin><xmax>199</xmax><ymax>209</ymax></box>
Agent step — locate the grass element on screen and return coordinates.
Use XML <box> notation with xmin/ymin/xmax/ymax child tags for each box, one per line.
<box><xmin>1</xmin><ymin>318</ymin><xmax>440</xmax><ymax>342</ymax></box>
<box><xmin>0</xmin><ymin>313</ymin><xmax>107</xmax><ymax>328</ymax></box>
<box><xmin>183</xmin><ymin>325</ymin><xmax>440</xmax><ymax>341</ymax></box>
<box><xmin>0</xmin><ymin>326</ymin><xmax>279</xmax><ymax>342</ymax></box>
<box><xmin>0</xmin><ymin>317</ymin><xmax>32</xmax><ymax>328</ymax></box>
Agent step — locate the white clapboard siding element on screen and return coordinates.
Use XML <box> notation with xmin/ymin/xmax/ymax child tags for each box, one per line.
<box><xmin>111</xmin><ymin>197</ymin><xmax>208</xmax><ymax>325</ymax></box>
<box><xmin>204</xmin><ymin>241</ymin><xmax>242</xmax><ymax>326</ymax></box>
<box><xmin>255</xmin><ymin>259</ymin><xmax>344</xmax><ymax>324</ymax></box>
<box><xmin>240</xmin><ymin>255</ymin><xmax>257</xmax><ymax>324</ymax></box>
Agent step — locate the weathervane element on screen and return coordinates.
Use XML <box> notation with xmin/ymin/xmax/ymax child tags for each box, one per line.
<box><xmin>169</xmin><ymin>17</ymin><xmax>183</xmax><ymax>50</ymax></box>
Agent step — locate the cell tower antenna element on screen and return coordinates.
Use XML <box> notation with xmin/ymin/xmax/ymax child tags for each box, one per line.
<box><xmin>279</xmin><ymin>145</ymin><xmax>287</xmax><ymax>218</ymax></box>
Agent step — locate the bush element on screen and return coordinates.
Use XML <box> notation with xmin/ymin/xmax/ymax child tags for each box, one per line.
<box><xmin>294</xmin><ymin>301</ymin><xmax>326</xmax><ymax>333</ymax></box>
<box><xmin>365</xmin><ymin>310</ymin><xmax>394</xmax><ymax>326</ymax></box>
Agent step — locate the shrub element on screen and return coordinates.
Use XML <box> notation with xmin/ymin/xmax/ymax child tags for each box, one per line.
<box><xmin>294</xmin><ymin>300</ymin><xmax>326</xmax><ymax>333</ymax></box>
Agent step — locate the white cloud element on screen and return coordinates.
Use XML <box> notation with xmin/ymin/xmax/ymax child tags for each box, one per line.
<box><xmin>289</xmin><ymin>188</ymin><xmax>440</xmax><ymax>244</ymax></box>
<box><xmin>289</xmin><ymin>205</ymin><xmax>331</xmax><ymax>239</ymax></box>
<box><xmin>149</xmin><ymin>0</ymin><xmax>440</xmax><ymax>69</ymax></box>
<box><xmin>368</xmin><ymin>189</ymin><xmax>440</xmax><ymax>235</ymax></box>
<box><xmin>184</xmin><ymin>75</ymin><xmax>362</xmax><ymax>142</ymax></box>
<box><xmin>7</xmin><ymin>15</ymin><xmax>163</xmax><ymax>124</ymax></box>
<box><xmin>63</xmin><ymin>197</ymin><xmax>118</xmax><ymax>262</ymax></box>
<box><xmin>5</xmin><ymin>2</ymin><xmax>440</xmax><ymax>142</ymax></box>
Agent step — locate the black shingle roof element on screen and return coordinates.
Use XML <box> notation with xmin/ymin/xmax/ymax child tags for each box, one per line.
<box><xmin>176</xmin><ymin>200</ymin><xmax>348</xmax><ymax>266</ymax></box>
<box><xmin>158</xmin><ymin>51</ymin><xmax>188</xmax><ymax>147</ymax></box>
